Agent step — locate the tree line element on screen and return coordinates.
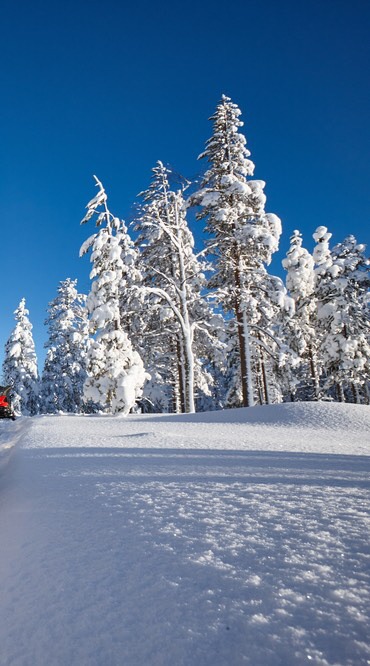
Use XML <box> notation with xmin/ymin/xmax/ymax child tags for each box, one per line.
<box><xmin>2</xmin><ymin>96</ymin><xmax>369</xmax><ymax>415</ymax></box>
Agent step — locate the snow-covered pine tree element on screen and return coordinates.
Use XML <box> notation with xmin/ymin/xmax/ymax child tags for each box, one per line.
<box><xmin>222</xmin><ymin>319</ymin><xmax>243</xmax><ymax>408</ymax></box>
<box><xmin>134</xmin><ymin>161</ymin><xmax>224</xmax><ymax>413</ymax></box>
<box><xmin>254</xmin><ymin>273</ymin><xmax>295</xmax><ymax>405</ymax></box>
<box><xmin>3</xmin><ymin>298</ymin><xmax>39</xmax><ymax>415</ymax></box>
<box><xmin>134</xmin><ymin>163</ymin><xmax>188</xmax><ymax>413</ymax></box>
<box><xmin>191</xmin><ymin>95</ymin><xmax>284</xmax><ymax>407</ymax></box>
<box><xmin>282</xmin><ymin>230</ymin><xmax>320</xmax><ymax>399</ymax></box>
<box><xmin>117</xmin><ymin>216</ymin><xmax>143</xmax><ymax>341</ymax></box>
<box><xmin>80</xmin><ymin>177</ymin><xmax>148</xmax><ymax>415</ymax></box>
<box><xmin>40</xmin><ymin>278</ymin><xmax>89</xmax><ymax>413</ymax></box>
<box><xmin>194</xmin><ymin>311</ymin><xmax>228</xmax><ymax>411</ymax></box>
<box><xmin>313</xmin><ymin>227</ymin><xmax>370</xmax><ymax>402</ymax></box>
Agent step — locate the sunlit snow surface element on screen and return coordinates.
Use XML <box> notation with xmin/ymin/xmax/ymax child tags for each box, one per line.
<box><xmin>0</xmin><ymin>403</ymin><xmax>369</xmax><ymax>666</ymax></box>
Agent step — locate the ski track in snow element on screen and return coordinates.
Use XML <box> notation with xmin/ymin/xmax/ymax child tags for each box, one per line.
<box><xmin>0</xmin><ymin>418</ymin><xmax>32</xmax><ymax>470</ymax></box>
<box><xmin>0</xmin><ymin>403</ymin><xmax>369</xmax><ymax>666</ymax></box>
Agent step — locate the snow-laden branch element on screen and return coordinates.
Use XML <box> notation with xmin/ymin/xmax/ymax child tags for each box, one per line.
<box><xmin>248</xmin><ymin>324</ymin><xmax>283</xmax><ymax>349</ymax></box>
<box><xmin>249</xmin><ymin>335</ymin><xmax>278</xmax><ymax>361</ymax></box>
<box><xmin>144</xmin><ymin>287</ymin><xmax>194</xmax><ymax>340</ymax></box>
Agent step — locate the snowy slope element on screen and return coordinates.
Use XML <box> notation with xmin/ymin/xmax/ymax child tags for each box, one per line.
<box><xmin>0</xmin><ymin>403</ymin><xmax>369</xmax><ymax>666</ymax></box>
<box><xmin>20</xmin><ymin>401</ymin><xmax>370</xmax><ymax>455</ymax></box>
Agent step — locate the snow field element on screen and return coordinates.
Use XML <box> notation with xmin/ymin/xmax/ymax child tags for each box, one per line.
<box><xmin>0</xmin><ymin>402</ymin><xmax>369</xmax><ymax>665</ymax></box>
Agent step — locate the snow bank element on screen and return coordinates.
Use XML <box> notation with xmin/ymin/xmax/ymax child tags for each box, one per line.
<box><xmin>24</xmin><ymin>401</ymin><xmax>370</xmax><ymax>456</ymax></box>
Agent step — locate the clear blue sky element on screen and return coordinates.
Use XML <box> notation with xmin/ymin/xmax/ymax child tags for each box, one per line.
<box><xmin>1</xmin><ymin>0</ymin><xmax>369</xmax><ymax>370</ymax></box>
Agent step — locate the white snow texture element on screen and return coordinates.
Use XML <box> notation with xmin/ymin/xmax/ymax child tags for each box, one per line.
<box><xmin>0</xmin><ymin>402</ymin><xmax>370</xmax><ymax>666</ymax></box>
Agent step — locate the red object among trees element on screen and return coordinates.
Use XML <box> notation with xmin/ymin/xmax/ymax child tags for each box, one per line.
<box><xmin>0</xmin><ymin>395</ymin><xmax>9</xmax><ymax>408</ymax></box>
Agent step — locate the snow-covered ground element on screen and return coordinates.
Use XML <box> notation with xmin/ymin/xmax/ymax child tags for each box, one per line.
<box><xmin>0</xmin><ymin>402</ymin><xmax>369</xmax><ymax>666</ymax></box>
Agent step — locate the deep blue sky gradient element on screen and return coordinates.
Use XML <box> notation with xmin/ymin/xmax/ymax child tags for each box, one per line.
<box><xmin>1</xmin><ymin>0</ymin><xmax>369</xmax><ymax>369</ymax></box>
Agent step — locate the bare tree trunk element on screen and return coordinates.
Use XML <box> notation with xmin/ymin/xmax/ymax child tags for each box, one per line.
<box><xmin>336</xmin><ymin>382</ymin><xmax>345</xmax><ymax>403</ymax></box>
<box><xmin>170</xmin><ymin>341</ymin><xmax>182</xmax><ymax>413</ymax></box>
<box><xmin>175</xmin><ymin>204</ymin><xmax>195</xmax><ymax>414</ymax></box>
<box><xmin>235</xmin><ymin>307</ymin><xmax>249</xmax><ymax>407</ymax></box>
<box><xmin>176</xmin><ymin>338</ymin><xmax>186</xmax><ymax>413</ymax></box>
<box><xmin>235</xmin><ymin>305</ymin><xmax>254</xmax><ymax>407</ymax></box>
<box><xmin>256</xmin><ymin>368</ymin><xmax>264</xmax><ymax>405</ymax></box>
<box><xmin>260</xmin><ymin>346</ymin><xmax>270</xmax><ymax>405</ymax></box>
<box><xmin>308</xmin><ymin>344</ymin><xmax>320</xmax><ymax>400</ymax></box>
<box><xmin>255</xmin><ymin>354</ymin><xmax>264</xmax><ymax>405</ymax></box>
<box><xmin>183</xmin><ymin>334</ymin><xmax>195</xmax><ymax>413</ymax></box>
<box><xmin>351</xmin><ymin>382</ymin><xmax>360</xmax><ymax>404</ymax></box>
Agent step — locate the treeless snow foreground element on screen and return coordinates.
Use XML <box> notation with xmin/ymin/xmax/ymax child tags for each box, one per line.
<box><xmin>0</xmin><ymin>403</ymin><xmax>369</xmax><ymax>666</ymax></box>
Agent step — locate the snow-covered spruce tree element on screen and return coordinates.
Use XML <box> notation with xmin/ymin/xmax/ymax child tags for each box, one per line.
<box><xmin>133</xmin><ymin>163</ymin><xmax>186</xmax><ymax>413</ymax></box>
<box><xmin>282</xmin><ymin>230</ymin><xmax>320</xmax><ymax>399</ymax></box>
<box><xmin>80</xmin><ymin>176</ymin><xmax>148</xmax><ymax>415</ymax></box>
<box><xmin>330</xmin><ymin>235</ymin><xmax>370</xmax><ymax>401</ymax></box>
<box><xmin>3</xmin><ymin>298</ymin><xmax>39</xmax><ymax>415</ymax></box>
<box><xmin>313</xmin><ymin>227</ymin><xmax>370</xmax><ymax>402</ymax></box>
<box><xmin>134</xmin><ymin>161</ymin><xmax>224</xmax><ymax>414</ymax></box>
<box><xmin>191</xmin><ymin>96</ymin><xmax>285</xmax><ymax>407</ymax></box>
<box><xmin>222</xmin><ymin>319</ymin><xmax>243</xmax><ymax>407</ymax></box>
<box><xmin>40</xmin><ymin>279</ymin><xmax>89</xmax><ymax>413</ymax></box>
<box><xmin>255</xmin><ymin>274</ymin><xmax>295</xmax><ymax>405</ymax></box>
<box><xmin>114</xmin><ymin>207</ymin><xmax>143</xmax><ymax>342</ymax></box>
<box><xmin>194</xmin><ymin>311</ymin><xmax>228</xmax><ymax>411</ymax></box>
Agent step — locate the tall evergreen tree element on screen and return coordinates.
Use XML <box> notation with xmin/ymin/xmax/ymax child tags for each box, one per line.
<box><xmin>41</xmin><ymin>278</ymin><xmax>89</xmax><ymax>413</ymax></box>
<box><xmin>254</xmin><ymin>273</ymin><xmax>295</xmax><ymax>405</ymax></box>
<box><xmin>191</xmin><ymin>95</ymin><xmax>283</xmax><ymax>406</ymax></box>
<box><xmin>3</xmin><ymin>298</ymin><xmax>39</xmax><ymax>415</ymax></box>
<box><xmin>282</xmin><ymin>230</ymin><xmax>320</xmax><ymax>399</ymax></box>
<box><xmin>80</xmin><ymin>177</ymin><xmax>148</xmax><ymax>415</ymax></box>
<box><xmin>134</xmin><ymin>161</ymin><xmax>224</xmax><ymax>413</ymax></box>
<box><xmin>313</xmin><ymin>228</ymin><xmax>370</xmax><ymax>402</ymax></box>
